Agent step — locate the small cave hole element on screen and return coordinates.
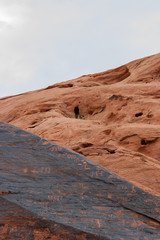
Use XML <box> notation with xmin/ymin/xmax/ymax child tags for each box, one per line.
<box><xmin>74</xmin><ymin>106</ymin><xmax>79</xmax><ymax>118</ymax></box>
<box><xmin>67</xmin><ymin>83</ymin><xmax>73</xmax><ymax>88</ymax></box>
<box><xmin>109</xmin><ymin>150</ymin><xmax>116</xmax><ymax>154</ymax></box>
<box><xmin>135</xmin><ymin>112</ymin><xmax>143</xmax><ymax>117</ymax></box>
<box><xmin>81</xmin><ymin>143</ymin><xmax>93</xmax><ymax>148</ymax></box>
<box><xmin>40</xmin><ymin>108</ymin><xmax>51</xmax><ymax>113</ymax></box>
<box><xmin>141</xmin><ymin>139</ymin><xmax>147</xmax><ymax>145</ymax></box>
<box><xmin>45</xmin><ymin>108</ymin><xmax>51</xmax><ymax>112</ymax></box>
<box><xmin>31</xmin><ymin>121</ymin><xmax>37</xmax><ymax>125</ymax></box>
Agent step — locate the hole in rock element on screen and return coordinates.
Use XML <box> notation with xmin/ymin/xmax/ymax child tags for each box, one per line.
<box><xmin>109</xmin><ymin>150</ymin><xmax>116</xmax><ymax>154</ymax></box>
<box><xmin>45</xmin><ymin>108</ymin><xmax>51</xmax><ymax>112</ymax></box>
<box><xmin>141</xmin><ymin>139</ymin><xmax>147</xmax><ymax>145</ymax></box>
<box><xmin>67</xmin><ymin>83</ymin><xmax>73</xmax><ymax>88</ymax></box>
<box><xmin>81</xmin><ymin>143</ymin><xmax>93</xmax><ymax>148</ymax></box>
<box><xmin>40</xmin><ymin>108</ymin><xmax>51</xmax><ymax>113</ymax></box>
<box><xmin>135</xmin><ymin>112</ymin><xmax>143</xmax><ymax>117</ymax></box>
<box><xmin>31</xmin><ymin>121</ymin><xmax>37</xmax><ymax>125</ymax></box>
<box><xmin>74</xmin><ymin>106</ymin><xmax>79</xmax><ymax>118</ymax></box>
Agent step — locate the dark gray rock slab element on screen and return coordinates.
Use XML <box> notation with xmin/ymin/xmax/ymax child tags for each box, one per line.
<box><xmin>0</xmin><ymin>121</ymin><xmax>159</xmax><ymax>239</ymax></box>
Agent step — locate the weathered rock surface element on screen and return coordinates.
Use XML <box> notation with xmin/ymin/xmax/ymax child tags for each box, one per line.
<box><xmin>0</xmin><ymin>53</ymin><xmax>160</xmax><ymax>197</ymax></box>
<box><xmin>0</xmin><ymin>122</ymin><xmax>160</xmax><ymax>239</ymax></box>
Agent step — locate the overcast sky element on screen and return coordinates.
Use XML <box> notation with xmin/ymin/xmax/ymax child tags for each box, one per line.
<box><xmin>0</xmin><ymin>0</ymin><xmax>160</xmax><ymax>97</ymax></box>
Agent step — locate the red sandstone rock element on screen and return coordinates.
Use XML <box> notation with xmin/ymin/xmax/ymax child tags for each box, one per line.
<box><xmin>0</xmin><ymin>53</ymin><xmax>160</xmax><ymax>197</ymax></box>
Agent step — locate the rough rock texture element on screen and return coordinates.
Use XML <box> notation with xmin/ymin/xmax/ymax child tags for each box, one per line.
<box><xmin>0</xmin><ymin>53</ymin><xmax>160</xmax><ymax>198</ymax></box>
<box><xmin>0</xmin><ymin>122</ymin><xmax>160</xmax><ymax>239</ymax></box>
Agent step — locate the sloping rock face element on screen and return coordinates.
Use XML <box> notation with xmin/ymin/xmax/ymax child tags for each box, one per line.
<box><xmin>0</xmin><ymin>53</ymin><xmax>160</xmax><ymax>197</ymax></box>
<box><xmin>0</xmin><ymin>122</ymin><xmax>160</xmax><ymax>239</ymax></box>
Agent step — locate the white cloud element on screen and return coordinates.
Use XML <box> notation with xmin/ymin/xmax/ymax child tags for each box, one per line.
<box><xmin>0</xmin><ymin>1</ymin><xmax>35</xmax><ymax>94</ymax></box>
<box><xmin>130</xmin><ymin>12</ymin><xmax>160</xmax><ymax>52</ymax></box>
<box><xmin>0</xmin><ymin>0</ymin><xmax>160</xmax><ymax>97</ymax></box>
